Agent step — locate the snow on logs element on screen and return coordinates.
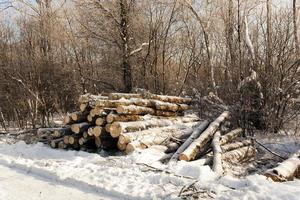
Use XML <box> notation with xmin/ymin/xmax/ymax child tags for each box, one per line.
<box><xmin>43</xmin><ymin>92</ymin><xmax>196</xmax><ymax>153</ymax></box>
<box><xmin>264</xmin><ymin>150</ymin><xmax>300</xmax><ymax>182</ymax></box>
<box><xmin>179</xmin><ymin>111</ymin><xmax>231</xmax><ymax>161</ymax></box>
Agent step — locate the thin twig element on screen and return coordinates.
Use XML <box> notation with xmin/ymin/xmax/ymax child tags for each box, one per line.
<box><xmin>251</xmin><ymin>138</ymin><xmax>287</xmax><ymax>160</ymax></box>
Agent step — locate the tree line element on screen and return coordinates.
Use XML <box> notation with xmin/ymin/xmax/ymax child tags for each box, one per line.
<box><xmin>0</xmin><ymin>0</ymin><xmax>299</xmax><ymax>132</ymax></box>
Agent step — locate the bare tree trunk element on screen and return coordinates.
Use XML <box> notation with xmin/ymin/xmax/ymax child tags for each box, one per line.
<box><xmin>120</xmin><ymin>0</ymin><xmax>132</xmax><ymax>92</ymax></box>
<box><xmin>293</xmin><ymin>0</ymin><xmax>299</xmax><ymax>56</ymax></box>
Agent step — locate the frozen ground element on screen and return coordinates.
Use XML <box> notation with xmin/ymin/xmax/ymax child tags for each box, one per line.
<box><xmin>0</xmin><ymin>141</ymin><xmax>299</xmax><ymax>200</ymax></box>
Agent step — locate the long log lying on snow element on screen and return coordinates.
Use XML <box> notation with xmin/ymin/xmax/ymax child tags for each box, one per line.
<box><xmin>179</xmin><ymin>111</ymin><xmax>230</xmax><ymax>161</ymax></box>
<box><xmin>119</xmin><ymin>123</ymin><xmax>198</xmax><ymax>149</ymax></box>
<box><xmin>220</xmin><ymin>128</ymin><xmax>243</xmax><ymax>145</ymax></box>
<box><xmin>221</xmin><ymin>140</ymin><xmax>252</xmax><ymax>152</ymax></box>
<box><xmin>168</xmin><ymin>120</ymin><xmax>209</xmax><ymax>163</ymax></box>
<box><xmin>119</xmin><ymin>122</ymin><xmax>198</xmax><ymax>143</ymax></box>
<box><xmin>116</xmin><ymin>105</ymin><xmax>155</xmax><ymax>115</ymax></box>
<box><xmin>264</xmin><ymin>150</ymin><xmax>300</xmax><ymax>182</ymax></box>
<box><xmin>222</xmin><ymin>146</ymin><xmax>256</xmax><ymax>163</ymax></box>
<box><xmin>212</xmin><ymin>131</ymin><xmax>223</xmax><ymax>175</ymax></box>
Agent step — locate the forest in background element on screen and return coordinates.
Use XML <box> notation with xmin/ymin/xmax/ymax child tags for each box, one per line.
<box><xmin>0</xmin><ymin>0</ymin><xmax>299</xmax><ymax>132</ymax></box>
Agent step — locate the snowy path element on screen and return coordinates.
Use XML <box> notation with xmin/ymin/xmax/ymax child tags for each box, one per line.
<box><xmin>0</xmin><ymin>165</ymin><xmax>107</xmax><ymax>200</ymax></box>
<box><xmin>0</xmin><ymin>141</ymin><xmax>299</xmax><ymax>200</ymax></box>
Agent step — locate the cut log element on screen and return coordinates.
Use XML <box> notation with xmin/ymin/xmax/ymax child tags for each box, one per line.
<box><xmin>95</xmin><ymin>117</ymin><xmax>106</xmax><ymax>126</ymax></box>
<box><xmin>179</xmin><ymin>111</ymin><xmax>230</xmax><ymax>161</ymax></box>
<box><xmin>58</xmin><ymin>141</ymin><xmax>67</xmax><ymax>149</ymax></box>
<box><xmin>165</xmin><ymin>142</ymin><xmax>180</xmax><ymax>153</ymax></box>
<box><xmin>93</xmin><ymin>126</ymin><xmax>104</xmax><ymax>137</ymax></box>
<box><xmin>63</xmin><ymin>135</ymin><xmax>70</xmax><ymax>144</ymax></box>
<box><xmin>212</xmin><ymin>131</ymin><xmax>223</xmax><ymax>175</ymax></box>
<box><xmin>220</xmin><ymin>128</ymin><xmax>243</xmax><ymax>145</ymax></box>
<box><xmin>71</xmin><ymin>111</ymin><xmax>89</xmax><ymax>123</ymax></box>
<box><xmin>153</xmin><ymin>100</ymin><xmax>189</xmax><ymax>112</ymax></box>
<box><xmin>68</xmin><ymin>136</ymin><xmax>79</xmax><ymax>145</ymax></box>
<box><xmin>83</xmin><ymin>131</ymin><xmax>89</xmax><ymax>138</ymax></box>
<box><xmin>108</xmin><ymin>93</ymin><xmax>142</xmax><ymax>100</ymax></box>
<box><xmin>95</xmin><ymin>99</ymin><xmax>152</xmax><ymax>108</ymax></box>
<box><xmin>116</xmin><ymin>105</ymin><xmax>155</xmax><ymax>115</ymax></box>
<box><xmin>105</xmin><ymin>124</ymin><xmax>112</xmax><ymax>133</ymax></box>
<box><xmin>63</xmin><ymin>114</ymin><xmax>74</xmax><ymax>125</ymax></box>
<box><xmin>50</xmin><ymin>138</ymin><xmax>63</xmax><ymax>148</ymax></box>
<box><xmin>87</xmin><ymin>127</ymin><xmax>95</xmax><ymax>136</ymax></box>
<box><xmin>126</xmin><ymin>141</ymin><xmax>142</xmax><ymax>153</ymax></box>
<box><xmin>95</xmin><ymin>136</ymin><xmax>101</xmax><ymax>148</ymax></box>
<box><xmin>53</xmin><ymin>127</ymin><xmax>72</xmax><ymax>138</ymax></box>
<box><xmin>71</xmin><ymin>122</ymin><xmax>90</xmax><ymax>134</ymax></box>
<box><xmin>169</xmin><ymin>120</ymin><xmax>210</xmax><ymax>163</ymax></box>
<box><xmin>106</xmin><ymin>113</ymin><xmax>144</xmax><ymax>124</ymax></box>
<box><xmin>221</xmin><ymin>140</ymin><xmax>252</xmax><ymax>152</ymax></box>
<box><xmin>155</xmin><ymin>110</ymin><xmax>183</xmax><ymax>117</ymax></box>
<box><xmin>90</xmin><ymin>107</ymin><xmax>108</xmax><ymax>117</ymax></box>
<box><xmin>79</xmin><ymin>94</ymin><xmax>108</xmax><ymax>103</ymax></box>
<box><xmin>117</xmin><ymin>140</ymin><xmax>127</xmax><ymax>151</ymax></box>
<box><xmin>145</xmin><ymin>93</ymin><xmax>192</xmax><ymax>104</ymax></box>
<box><xmin>118</xmin><ymin>123</ymin><xmax>198</xmax><ymax>145</ymax></box>
<box><xmin>222</xmin><ymin>146</ymin><xmax>256</xmax><ymax>163</ymax></box>
<box><xmin>109</xmin><ymin>119</ymin><xmax>174</xmax><ymax>138</ymax></box>
<box><xmin>264</xmin><ymin>150</ymin><xmax>300</xmax><ymax>182</ymax></box>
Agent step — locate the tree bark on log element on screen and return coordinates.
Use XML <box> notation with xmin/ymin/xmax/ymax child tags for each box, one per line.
<box><xmin>222</xmin><ymin>146</ymin><xmax>256</xmax><ymax>163</ymax></box>
<box><xmin>220</xmin><ymin>128</ymin><xmax>243</xmax><ymax>145</ymax></box>
<box><xmin>118</xmin><ymin>122</ymin><xmax>197</xmax><ymax>148</ymax></box>
<box><xmin>108</xmin><ymin>93</ymin><xmax>142</xmax><ymax>100</ymax></box>
<box><xmin>168</xmin><ymin>120</ymin><xmax>210</xmax><ymax>163</ymax></box>
<box><xmin>145</xmin><ymin>94</ymin><xmax>192</xmax><ymax>104</ymax></box>
<box><xmin>212</xmin><ymin>131</ymin><xmax>223</xmax><ymax>175</ymax></box>
<box><xmin>71</xmin><ymin>122</ymin><xmax>90</xmax><ymax>134</ymax></box>
<box><xmin>264</xmin><ymin>150</ymin><xmax>300</xmax><ymax>182</ymax></box>
<box><xmin>116</xmin><ymin>105</ymin><xmax>155</xmax><ymax>115</ymax></box>
<box><xmin>106</xmin><ymin>113</ymin><xmax>144</xmax><ymax>123</ymax></box>
<box><xmin>109</xmin><ymin>119</ymin><xmax>175</xmax><ymax>138</ymax></box>
<box><xmin>221</xmin><ymin>140</ymin><xmax>252</xmax><ymax>152</ymax></box>
<box><xmin>95</xmin><ymin>99</ymin><xmax>152</xmax><ymax>108</ymax></box>
<box><xmin>155</xmin><ymin>110</ymin><xmax>183</xmax><ymax>117</ymax></box>
<box><xmin>79</xmin><ymin>94</ymin><xmax>108</xmax><ymax>103</ymax></box>
<box><xmin>153</xmin><ymin>101</ymin><xmax>189</xmax><ymax>112</ymax></box>
<box><xmin>179</xmin><ymin>111</ymin><xmax>230</xmax><ymax>161</ymax></box>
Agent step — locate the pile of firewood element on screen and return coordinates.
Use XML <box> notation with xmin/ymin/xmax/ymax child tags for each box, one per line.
<box><xmin>39</xmin><ymin>92</ymin><xmax>202</xmax><ymax>153</ymax></box>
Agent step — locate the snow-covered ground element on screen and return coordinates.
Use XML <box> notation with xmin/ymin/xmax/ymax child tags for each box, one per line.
<box><xmin>0</xmin><ymin>141</ymin><xmax>299</xmax><ymax>200</ymax></box>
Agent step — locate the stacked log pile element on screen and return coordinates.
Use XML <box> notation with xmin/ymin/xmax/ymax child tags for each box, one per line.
<box><xmin>39</xmin><ymin>92</ymin><xmax>200</xmax><ymax>153</ymax></box>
